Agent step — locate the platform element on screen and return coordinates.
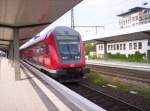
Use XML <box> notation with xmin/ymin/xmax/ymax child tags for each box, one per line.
<box><xmin>0</xmin><ymin>58</ymin><xmax>49</xmax><ymax>111</ymax></box>
<box><xmin>86</xmin><ymin>60</ymin><xmax>150</xmax><ymax>72</ymax></box>
<box><xmin>0</xmin><ymin>58</ymin><xmax>105</xmax><ymax>111</ymax></box>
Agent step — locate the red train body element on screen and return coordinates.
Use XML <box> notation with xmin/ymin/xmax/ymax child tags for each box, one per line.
<box><xmin>20</xmin><ymin>26</ymin><xmax>89</xmax><ymax>82</ymax></box>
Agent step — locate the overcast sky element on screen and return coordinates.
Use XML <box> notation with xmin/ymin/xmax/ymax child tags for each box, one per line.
<box><xmin>39</xmin><ymin>0</ymin><xmax>150</xmax><ymax>40</ymax></box>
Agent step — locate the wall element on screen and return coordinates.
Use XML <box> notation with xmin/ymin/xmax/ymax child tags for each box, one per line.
<box><xmin>96</xmin><ymin>39</ymin><xmax>149</xmax><ymax>58</ymax></box>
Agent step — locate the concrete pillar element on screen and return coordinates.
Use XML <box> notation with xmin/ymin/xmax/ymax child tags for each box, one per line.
<box><xmin>8</xmin><ymin>43</ymin><xmax>13</xmax><ymax>60</ymax></box>
<box><xmin>13</xmin><ymin>28</ymin><xmax>20</xmax><ymax>80</ymax></box>
<box><xmin>8</xmin><ymin>43</ymin><xmax>14</xmax><ymax>66</ymax></box>
<box><xmin>104</xmin><ymin>42</ymin><xmax>107</xmax><ymax>58</ymax></box>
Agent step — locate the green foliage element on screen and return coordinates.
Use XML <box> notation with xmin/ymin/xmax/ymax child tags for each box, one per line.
<box><xmin>128</xmin><ymin>51</ymin><xmax>146</xmax><ymax>62</ymax></box>
<box><xmin>107</xmin><ymin>53</ymin><xmax>127</xmax><ymax>60</ymax></box>
<box><xmin>89</xmin><ymin>53</ymin><xmax>97</xmax><ymax>59</ymax></box>
<box><xmin>107</xmin><ymin>51</ymin><xmax>146</xmax><ymax>62</ymax></box>
<box><xmin>86</xmin><ymin>73</ymin><xmax>108</xmax><ymax>85</ymax></box>
<box><xmin>86</xmin><ymin>72</ymin><xmax>150</xmax><ymax>97</ymax></box>
<box><xmin>84</xmin><ymin>42</ymin><xmax>96</xmax><ymax>55</ymax></box>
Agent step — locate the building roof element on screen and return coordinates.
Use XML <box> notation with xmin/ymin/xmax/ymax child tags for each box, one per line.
<box><xmin>84</xmin><ymin>24</ymin><xmax>150</xmax><ymax>43</ymax></box>
<box><xmin>117</xmin><ymin>6</ymin><xmax>150</xmax><ymax>16</ymax></box>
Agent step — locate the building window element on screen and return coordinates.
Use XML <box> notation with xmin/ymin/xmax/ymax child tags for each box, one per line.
<box><xmin>117</xmin><ymin>44</ymin><xmax>119</xmax><ymax>50</ymax></box>
<box><xmin>136</xmin><ymin>16</ymin><xmax>138</xmax><ymax>20</ymax></box>
<box><xmin>112</xmin><ymin>44</ymin><xmax>114</xmax><ymax>50</ymax></box>
<box><xmin>132</xmin><ymin>17</ymin><xmax>135</xmax><ymax>21</ymax></box>
<box><xmin>143</xmin><ymin>10</ymin><xmax>147</xmax><ymax>13</ymax></box>
<box><xmin>129</xmin><ymin>43</ymin><xmax>132</xmax><ymax>50</ymax></box>
<box><xmin>114</xmin><ymin>44</ymin><xmax>116</xmax><ymax>50</ymax></box>
<box><xmin>111</xmin><ymin>45</ymin><xmax>113</xmax><ymax>50</ymax></box>
<box><xmin>108</xmin><ymin>45</ymin><xmax>111</xmax><ymax>51</ymax></box>
<box><xmin>123</xmin><ymin>44</ymin><xmax>126</xmax><ymax>50</ymax></box>
<box><xmin>101</xmin><ymin>45</ymin><xmax>103</xmax><ymax>50</ymax></box>
<box><xmin>148</xmin><ymin>39</ymin><xmax>150</xmax><ymax>46</ymax></box>
<box><xmin>120</xmin><ymin>44</ymin><xmax>122</xmax><ymax>50</ymax></box>
<box><xmin>99</xmin><ymin>45</ymin><xmax>101</xmax><ymax>51</ymax></box>
<box><xmin>138</xmin><ymin>42</ymin><xmax>142</xmax><ymax>49</ymax></box>
<box><xmin>134</xmin><ymin>43</ymin><xmax>137</xmax><ymax>50</ymax></box>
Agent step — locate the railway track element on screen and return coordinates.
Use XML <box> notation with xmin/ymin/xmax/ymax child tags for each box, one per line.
<box><xmin>65</xmin><ymin>81</ymin><xmax>145</xmax><ymax>111</ymax></box>
<box><xmin>87</xmin><ymin>64</ymin><xmax>150</xmax><ymax>84</ymax></box>
<box><xmin>22</xmin><ymin>61</ymin><xmax>149</xmax><ymax>111</ymax></box>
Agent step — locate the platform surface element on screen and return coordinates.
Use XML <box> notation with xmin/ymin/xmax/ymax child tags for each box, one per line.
<box><xmin>87</xmin><ymin>60</ymin><xmax>150</xmax><ymax>72</ymax></box>
<box><xmin>0</xmin><ymin>58</ymin><xmax>106</xmax><ymax>111</ymax></box>
<box><xmin>0</xmin><ymin>58</ymin><xmax>49</xmax><ymax>111</ymax></box>
<box><xmin>0</xmin><ymin>58</ymin><xmax>74</xmax><ymax>111</ymax></box>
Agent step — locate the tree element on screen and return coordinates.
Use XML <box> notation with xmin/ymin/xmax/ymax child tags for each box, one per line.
<box><xmin>84</xmin><ymin>42</ymin><xmax>96</xmax><ymax>55</ymax></box>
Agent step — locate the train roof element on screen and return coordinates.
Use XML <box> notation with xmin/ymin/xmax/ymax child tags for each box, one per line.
<box><xmin>19</xmin><ymin>26</ymin><xmax>80</xmax><ymax>50</ymax></box>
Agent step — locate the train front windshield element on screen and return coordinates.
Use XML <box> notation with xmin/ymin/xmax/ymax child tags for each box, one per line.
<box><xmin>56</xmin><ymin>36</ymin><xmax>81</xmax><ymax>61</ymax></box>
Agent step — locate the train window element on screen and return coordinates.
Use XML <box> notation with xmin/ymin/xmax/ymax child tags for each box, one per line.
<box><xmin>36</xmin><ymin>48</ymin><xmax>40</xmax><ymax>53</ymax></box>
<box><xmin>56</xmin><ymin>35</ymin><xmax>79</xmax><ymax>41</ymax></box>
<box><xmin>44</xmin><ymin>45</ymin><xmax>49</xmax><ymax>55</ymax></box>
<box><xmin>40</xmin><ymin>45</ymin><xmax>49</xmax><ymax>55</ymax></box>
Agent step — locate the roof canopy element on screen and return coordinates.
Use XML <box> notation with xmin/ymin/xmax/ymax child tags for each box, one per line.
<box><xmin>0</xmin><ymin>0</ymin><xmax>82</xmax><ymax>50</ymax></box>
<box><xmin>117</xmin><ymin>6</ymin><xmax>150</xmax><ymax>16</ymax></box>
<box><xmin>85</xmin><ymin>24</ymin><xmax>150</xmax><ymax>43</ymax></box>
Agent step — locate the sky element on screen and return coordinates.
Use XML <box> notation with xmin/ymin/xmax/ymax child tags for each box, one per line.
<box><xmin>39</xmin><ymin>0</ymin><xmax>150</xmax><ymax>40</ymax></box>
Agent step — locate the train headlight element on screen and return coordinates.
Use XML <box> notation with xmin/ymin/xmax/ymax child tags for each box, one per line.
<box><xmin>62</xmin><ymin>56</ymin><xmax>68</xmax><ymax>60</ymax></box>
<box><xmin>75</xmin><ymin>56</ymin><xmax>80</xmax><ymax>59</ymax></box>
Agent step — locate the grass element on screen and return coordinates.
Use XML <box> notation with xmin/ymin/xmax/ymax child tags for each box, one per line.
<box><xmin>88</xmin><ymin>56</ymin><xmax>150</xmax><ymax>64</ymax></box>
<box><xmin>86</xmin><ymin>72</ymin><xmax>150</xmax><ymax>98</ymax></box>
<box><xmin>86</xmin><ymin>72</ymin><xmax>108</xmax><ymax>85</ymax></box>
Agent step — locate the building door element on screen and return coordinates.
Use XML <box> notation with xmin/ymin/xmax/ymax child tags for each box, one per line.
<box><xmin>147</xmin><ymin>50</ymin><xmax>150</xmax><ymax>61</ymax></box>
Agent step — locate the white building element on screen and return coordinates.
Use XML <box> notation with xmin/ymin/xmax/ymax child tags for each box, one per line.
<box><xmin>118</xmin><ymin>7</ymin><xmax>150</xmax><ymax>28</ymax></box>
<box><xmin>93</xmin><ymin>23</ymin><xmax>150</xmax><ymax>59</ymax></box>
<box><xmin>96</xmin><ymin>39</ymin><xmax>150</xmax><ymax>58</ymax></box>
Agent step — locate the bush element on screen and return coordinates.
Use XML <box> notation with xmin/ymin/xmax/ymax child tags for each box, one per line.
<box><xmin>106</xmin><ymin>51</ymin><xmax>146</xmax><ymax>62</ymax></box>
<box><xmin>107</xmin><ymin>53</ymin><xmax>127</xmax><ymax>60</ymax></box>
<box><xmin>128</xmin><ymin>51</ymin><xmax>146</xmax><ymax>62</ymax></box>
<box><xmin>89</xmin><ymin>54</ymin><xmax>98</xmax><ymax>59</ymax></box>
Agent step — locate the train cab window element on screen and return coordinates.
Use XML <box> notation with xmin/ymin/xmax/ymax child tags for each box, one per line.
<box><xmin>59</xmin><ymin>42</ymin><xmax>80</xmax><ymax>55</ymax></box>
<box><xmin>56</xmin><ymin>35</ymin><xmax>81</xmax><ymax>60</ymax></box>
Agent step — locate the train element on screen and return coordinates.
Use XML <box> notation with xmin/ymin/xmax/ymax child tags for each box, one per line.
<box><xmin>20</xmin><ymin>26</ymin><xmax>90</xmax><ymax>82</ymax></box>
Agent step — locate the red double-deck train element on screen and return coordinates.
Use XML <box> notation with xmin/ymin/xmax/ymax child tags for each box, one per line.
<box><xmin>20</xmin><ymin>26</ymin><xmax>89</xmax><ymax>82</ymax></box>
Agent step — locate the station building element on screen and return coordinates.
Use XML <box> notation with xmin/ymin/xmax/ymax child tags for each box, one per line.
<box><xmin>95</xmin><ymin>23</ymin><xmax>150</xmax><ymax>59</ymax></box>
<box><xmin>96</xmin><ymin>39</ymin><xmax>150</xmax><ymax>58</ymax></box>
